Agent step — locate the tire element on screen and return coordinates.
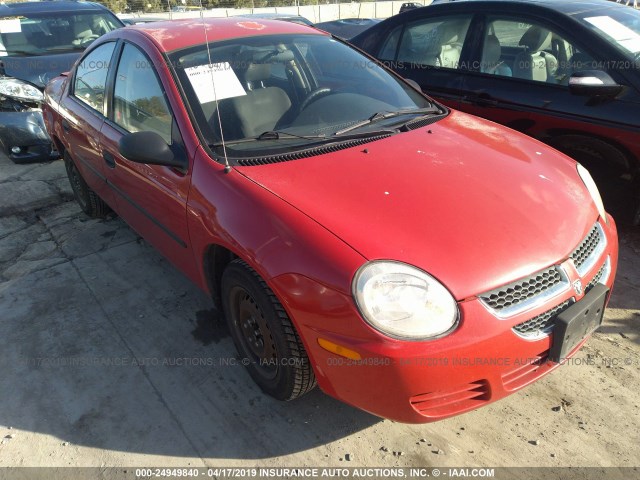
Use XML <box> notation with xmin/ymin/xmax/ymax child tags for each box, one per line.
<box><xmin>64</xmin><ymin>151</ymin><xmax>110</xmax><ymax>218</ymax></box>
<box><xmin>547</xmin><ymin>135</ymin><xmax>636</xmax><ymax>220</ymax></box>
<box><xmin>547</xmin><ymin>135</ymin><xmax>630</xmax><ymax>181</ymax></box>
<box><xmin>221</xmin><ymin>259</ymin><xmax>316</xmax><ymax>400</ymax></box>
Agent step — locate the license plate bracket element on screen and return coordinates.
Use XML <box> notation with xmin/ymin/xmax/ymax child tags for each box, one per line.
<box><xmin>549</xmin><ymin>283</ymin><xmax>608</xmax><ymax>363</ymax></box>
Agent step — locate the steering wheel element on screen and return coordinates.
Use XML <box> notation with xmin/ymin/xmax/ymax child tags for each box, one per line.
<box><xmin>80</xmin><ymin>35</ymin><xmax>100</xmax><ymax>47</ymax></box>
<box><xmin>299</xmin><ymin>88</ymin><xmax>332</xmax><ymax>111</ymax></box>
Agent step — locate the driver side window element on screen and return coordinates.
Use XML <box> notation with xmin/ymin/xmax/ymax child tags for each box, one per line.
<box><xmin>73</xmin><ymin>42</ymin><xmax>115</xmax><ymax>115</ymax></box>
<box><xmin>113</xmin><ymin>44</ymin><xmax>173</xmax><ymax>143</ymax></box>
<box><xmin>483</xmin><ymin>17</ymin><xmax>596</xmax><ymax>85</ymax></box>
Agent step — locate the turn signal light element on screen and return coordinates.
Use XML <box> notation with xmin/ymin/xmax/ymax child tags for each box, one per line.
<box><xmin>318</xmin><ymin>338</ymin><xmax>362</xmax><ymax>360</ymax></box>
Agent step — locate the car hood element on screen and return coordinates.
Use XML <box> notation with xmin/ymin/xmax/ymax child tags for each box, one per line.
<box><xmin>236</xmin><ymin>110</ymin><xmax>597</xmax><ymax>300</ymax></box>
<box><xmin>1</xmin><ymin>52</ymin><xmax>81</xmax><ymax>88</ymax></box>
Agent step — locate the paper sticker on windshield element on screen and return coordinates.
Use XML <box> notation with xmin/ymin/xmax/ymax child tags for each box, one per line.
<box><xmin>0</xmin><ymin>18</ymin><xmax>22</xmax><ymax>34</ymax></box>
<box><xmin>584</xmin><ymin>16</ymin><xmax>640</xmax><ymax>53</ymax></box>
<box><xmin>185</xmin><ymin>62</ymin><xmax>246</xmax><ymax>104</ymax></box>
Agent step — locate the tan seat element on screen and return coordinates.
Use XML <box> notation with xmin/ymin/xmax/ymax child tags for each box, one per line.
<box><xmin>399</xmin><ymin>29</ymin><xmax>441</xmax><ymax>66</ymax></box>
<box><xmin>72</xmin><ymin>21</ymin><xmax>94</xmax><ymax>46</ymax></box>
<box><xmin>481</xmin><ymin>34</ymin><xmax>512</xmax><ymax>76</ymax></box>
<box><xmin>513</xmin><ymin>26</ymin><xmax>558</xmax><ymax>82</ymax></box>
<box><xmin>437</xmin><ymin>21</ymin><xmax>465</xmax><ymax>69</ymax></box>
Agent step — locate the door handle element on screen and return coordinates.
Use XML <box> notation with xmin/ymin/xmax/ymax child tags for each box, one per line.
<box><xmin>61</xmin><ymin>119</ymin><xmax>70</xmax><ymax>133</ymax></box>
<box><xmin>103</xmin><ymin>150</ymin><xmax>116</xmax><ymax>169</ymax></box>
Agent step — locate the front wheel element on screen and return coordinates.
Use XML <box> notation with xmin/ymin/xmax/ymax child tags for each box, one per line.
<box><xmin>221</xmin><ymin>259</ymin><xmax>316</xmax><ymax>400</ymax></box>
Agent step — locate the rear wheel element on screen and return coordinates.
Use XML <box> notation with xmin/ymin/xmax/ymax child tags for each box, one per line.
<box><xmin>64</xmin><ymin>152</ymin><xmax>110</xmax><ymax>218</ymax></box>
<box><xmin>221</xmin><ymin>259</ymin><xmax>316</xmax><ymax>400</ymax></box>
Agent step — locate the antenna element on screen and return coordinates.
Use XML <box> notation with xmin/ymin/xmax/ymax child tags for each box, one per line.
<box><xmin>197</xmin><ymin>0</ymin><xmax>232</xmax><ymax>173</ymax></box>
<box><xmin>166</xmin><ymin>0</ymin><xmax>172</xmax><ymax>20</ymax></box>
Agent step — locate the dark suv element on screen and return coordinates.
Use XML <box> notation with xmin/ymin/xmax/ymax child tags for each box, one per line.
<box><xmin>0</xmin><ymin>1</ymin><xmax>123</xmax><ymax>163</ymax></box>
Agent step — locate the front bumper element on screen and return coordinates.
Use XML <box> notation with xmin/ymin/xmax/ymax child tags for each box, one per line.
<box><xmin>0</xmin><ymin>110</ymin><xmax>58</xmax><ymax>163</ymax></box>
<box><xmin>271</xmin><ymin>216</ymin><xmax>618</xmax><ymax>423</ymax></box>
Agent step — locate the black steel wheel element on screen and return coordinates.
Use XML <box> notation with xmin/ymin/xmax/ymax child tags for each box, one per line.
<box><xmin>64</xmin><ymin>151</ymin><xmax>110</xmax><ymax>218</ymax></box>
<box><xmin>221</xmin><ymin>259</ymin><xmax>316</xmax><ymax>400</ymax></box>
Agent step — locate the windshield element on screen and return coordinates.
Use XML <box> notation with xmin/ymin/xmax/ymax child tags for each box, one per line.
<box><xmin>578</xmin><ymin>7</ymin><xmax>640</xmax><ymax>57</ymax></box>
<box><xmin>0</xmin><ymin>11</ymin><xmax>122</xmax><ymax>56</ymax></box>
<box><xmin>169</xmin><ymin>34</ymin><xmax>438</xmax><ymax>157</ymax></box>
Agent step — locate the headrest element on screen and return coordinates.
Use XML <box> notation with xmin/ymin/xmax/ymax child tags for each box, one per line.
<box><xmin>437</xmin><ymin>21</ymin><xmax>464</xmax><ymax>45</ymax></box>
<box><xmin>74</xmin><ymin>21</ymin><xmax>93</xmax><ymax>37</ymax></box>
<box><xmin>406</xmin><ymin>30</ymin><xmax>441</xmax><ymax>56</ymax></box>
<box><xmin>519</xmin><ymin>26</ymin><xmax>550</xmax><ymax>51</ymax></box>
<box><xmin>245</xmin><ymin>63</ymin><xmax>271</xmax><ymax>83</ymax></box>
<box><xmin>482</xmin><ymin>34</ymin><xmax>501</xmax><ymax>65</ymax></box>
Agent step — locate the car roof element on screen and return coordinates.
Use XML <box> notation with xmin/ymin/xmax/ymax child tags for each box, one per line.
<box><xmin>0</xmin><ymin>0</ymin><xmax>111</xmax><ymax>15</ymax></box>
<box><xmin>233</xmin><ymin>13</ymin><xmax>314</xmax><ymax>26</ymax></box>
<box><xmin>235</xmin><ymin>12</ymin><xmax>307</xmax><ymax>19</ymax></box>
<box><xmin>426</xmin><ymin>0</ymin><xmax>626</xmax><ymax>16</ymax></box>
<box><xmin>122</xmin><ymin>17</ymin><xmax>325</xmax><ymax>52</ymax></box>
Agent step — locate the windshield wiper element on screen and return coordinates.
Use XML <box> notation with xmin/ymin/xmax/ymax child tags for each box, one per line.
<box><xmin>6</xmin><ymin>50</ymin><xmax>41</xmax><ymax>57</ymax></box>
<box><xmin>45</xmin><ymin>46</ymin><xmax>85</xmax><ymax>52</ymax></box>
<box><xmin>335</xmin><ymin>107</ymin><xmax>441</xmax><ymax>136</ymax></box>
<box><xmin>210</xmin><ymin>130</ymin><xmax>326</xmax><ymax>147</ymax></box>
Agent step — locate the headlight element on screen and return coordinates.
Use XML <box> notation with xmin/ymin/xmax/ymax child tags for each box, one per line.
<box><xmin>353</xmin><ymin>261</ymin><xmax>459</xmax><ymax>340</ymax></box>
<box><xmin>577</xmin><ymin>163</ymin><xmax>607</xmax><ymax>223</ymax></box>
<box><xmin>0</xmin><ymin>78</ymin><xmax>44</xmax><ymax>102</ymax></box>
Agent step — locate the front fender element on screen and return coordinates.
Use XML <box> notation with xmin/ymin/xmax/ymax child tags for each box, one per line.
<box><xmin>186</xmin><ymin>146</ymin><xmax>367</xmax><ymax>299</ymax></box>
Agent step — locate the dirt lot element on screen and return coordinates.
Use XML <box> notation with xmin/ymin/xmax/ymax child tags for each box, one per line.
<box><xmin>0</xmin><ymin>152</ymin><xmax>638</xmax><ymax>475</ymax></box>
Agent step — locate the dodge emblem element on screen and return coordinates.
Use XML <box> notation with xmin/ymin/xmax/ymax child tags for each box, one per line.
<box><xmin>573</xmin><ymin>279</ymin><xmax>583</xmax><ymax>295</ymax></box>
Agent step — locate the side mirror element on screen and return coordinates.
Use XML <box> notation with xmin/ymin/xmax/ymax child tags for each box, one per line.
<box><xmin>568</xmin><ymin>70</ymin><xmax>623</xmax><ymax>98</ymax></box>
<box><xmin>118</xmin><ymin>131</ymin><xmax>185</xmax><ymax>168</ymax></box>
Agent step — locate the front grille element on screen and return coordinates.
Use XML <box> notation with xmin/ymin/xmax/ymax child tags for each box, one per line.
<box><xmin>479</xmin><ymin>266</ymin><xmax>568</xmax><ymax>318</ymax></box>
<box><xmin>585</xmin><ymin>256</ymin><xmax>611</xmax><ymax>293</ymax></box>
<box><xmin>570</xmin><ymin>223</ymin><xmax>606</xmax><ymax>276</ymax></box>
<box><xmin>502</xmin><ymin>350</ymin><xmax>549</xmax><ymax>391</ymax></box>
<box><xmin>512</xmin><ymin>299</ymin><xmax>574</xmax><ymax>338</ymax></box>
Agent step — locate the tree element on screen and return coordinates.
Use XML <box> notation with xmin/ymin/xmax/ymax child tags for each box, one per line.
<box><xmin>94</xmin><ymin>0</ymin><xmax>129</xmax><ymax>13</ymax></box>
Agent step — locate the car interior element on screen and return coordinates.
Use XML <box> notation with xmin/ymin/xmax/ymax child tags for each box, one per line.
<box><xmin>512</xmin><ymin>25</ymin><xmax>560</xmax><ymax>81</ymax></box>
<box><xmin>482</xmin><ymin>21</ymin><xmax>597</xmax><ymax>85</ymax></box>
<box><xmin>220</xmin><ymin>62</ymin><xmax>294</xmax><ymax>139</ymax></box>
<box><xmin>0</xmin><ymin>14</ymin><xmax>115</xmax><ymax>55</ymax></box>
<box><xmin>480</xmin><ymin>34</ymin><xmax>512</xmax><ymax>76</ymax></box>
<box><xmin>179</xmin><ymin>38</ymin><xmax>417</xmax><ymax>147</ymax></box>
<box><xmin>396</xmin><ymin>18</ymin><xmax>471</xmax><ymax>68</ymax></box>
<box><xmin>0</xmin><ymin>31</ymin><xmax>39</xmax><ymax>55</ymax></box>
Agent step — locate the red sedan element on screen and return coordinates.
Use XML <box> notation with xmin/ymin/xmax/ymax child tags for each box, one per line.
<box><xmin>42</xmin><ymin>18</ymin><xmax>618</xmax><ymax>423</ymax></box>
